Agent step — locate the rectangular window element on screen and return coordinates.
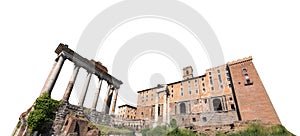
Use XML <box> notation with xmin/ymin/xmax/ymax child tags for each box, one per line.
<box><xmin>211</xmin><ymin>86</ymin><xmax>214</xmax><ymax>91</ymax></box>
<box><xmin>218</xmin><ymin>75</ymin><xmax>222</xmax><ymax>83</ymax></box>
<box><xmin>209</xmin><ymin>72</ymin><xmax>211</xmax><ymax>75</ymax></box>
<box><xmin>189</xmin><ymin>91</ymin><xmax>192</xmax><ymax>95</ymax></box>
<box><xmin>202</xmin><ymin>83</ymin><xmax>205</xmax><ymax>87</ymax></box>
<box><xmin>217</xmin><ymin>69</ymin><xmax>220</xmax><ymax>73</ymax></box>
<box><xmin>209</xmin><ymin>77</ymin><xmax>213</xmax><ymax>85</ymax></box>
<box><xmin>220</xmin><ymin>85</ymin><xmax>224</xmax><ymax>89</ymax></box>
<box><xmin>192</xmin><ymin>118</ymin><xmax>196</xmax><ymax>122</ymax></box>
<box><xmin>196</xmin><ymin>89</ymin><xmax>199</xmax><ymax>93</ymax></box>
<box><xmin>202</xmin><ymin>78</ymin><xmax>204</xmax><ymax>81</ymax></box>
<box><xmin>181</xmin><ymin>88</ymin><xmax>184</xmax><ymax>96</ymax></box>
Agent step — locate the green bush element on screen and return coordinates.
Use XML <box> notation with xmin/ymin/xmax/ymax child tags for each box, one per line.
<box><xmin>170</xmin><ymin>119</ymin><xmax>178</xmax><ymax>128</ymax></box>
<box><xmin>216</xmin><ymin>123</ymin><xmax>295</xmax><ymax>136</ymax></box>
<box><xmin>166</xmin><ymin>127</ymin><xmax>199</xmax><ymax>136</ymax></box>
<box><xmin>27</xmin><ymin>93</ymin><xmax>60</xmax><ymax>133</ymax></box>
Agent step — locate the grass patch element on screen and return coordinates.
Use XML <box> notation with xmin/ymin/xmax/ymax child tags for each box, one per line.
<box><xmin>96</xmin><ymin>124</ymin><xmax>132</xmax><ymax>135</ymax></box>
<box><xmin>216</xmin><ymin>123</ymin><xmax>295</xmax><ymax>136</ymax></box>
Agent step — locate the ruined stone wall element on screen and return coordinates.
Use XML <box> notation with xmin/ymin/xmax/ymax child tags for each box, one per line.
<box><xmin>228</xmin><ymin>56</ymin><xmax>281</xmax><ymax>124</ymax></box>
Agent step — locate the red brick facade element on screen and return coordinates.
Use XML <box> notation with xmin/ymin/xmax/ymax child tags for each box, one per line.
<box><xmin>228</xmin><ymin>56</ymin><xmax>281</xmax><ymax>124</ymax></box>
<box><xmin>134</xmin><ymin>56</ymin><xmax>280</xmax><ymax>128</ymax></box>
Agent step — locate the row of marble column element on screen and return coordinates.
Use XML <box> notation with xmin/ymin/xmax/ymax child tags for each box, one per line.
<box><xmin>40</xmin><ymin>54</ymin><xmax>118</xmax><ymax>114</ymax></box>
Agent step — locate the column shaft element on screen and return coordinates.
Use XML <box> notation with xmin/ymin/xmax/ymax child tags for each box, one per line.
<box><xmin>102</xmin><ymin>85</ymin><xmax>111</xmax><ymax>113</ymax></box>
<box><xmin>92</xmin><ymin>79</ymin><xmax>103</xmax><ymax>110</ymax></box>
<box><xmin>78</xmin><ymin>72</ymin><xmax>92</xmax><ymax>107</ymax></box>
<box><xmin>109</xmin><ymin>89</ymin><xmax>118</xmax><ymax>114</ymax></box>
<box><xmin>154</xmin><ymin>92</ymin><xmax>159</xmax><ymax>127</ymax></box>
<box><xmin>102</xmin><ymin>85</ymin><xmax>114</xmax><ymax>114</ymax></box>
<box><xmin>62</xmin><ymin>65</ymin><xmax>80</xmax><ymax>101</ymax></box>
<box><xmin>41</xmin><ymin>55</ymin><xmax>65</xmax><ymax>96</ymax></box>
<box><xmin>162</xmin><ymin>93</ymin><xmax>167</xmax><ymax>124</ymax></box>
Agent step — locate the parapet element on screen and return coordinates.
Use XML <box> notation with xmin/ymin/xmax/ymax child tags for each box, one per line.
<box><xmin>227</xmin><ymin>56</ymin><xmax>253</xmax><ymax>66</ymax></box>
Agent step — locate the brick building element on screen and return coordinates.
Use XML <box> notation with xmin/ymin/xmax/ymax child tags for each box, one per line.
<box><xmin>117</xmin><ymin>104</ymin><xmax>137</xmax><ymax>120</ymax></box>
<box><xmin>134</xmin><ymin>56</ymin><xmax>280</xmax><ymax>128</ymax></box>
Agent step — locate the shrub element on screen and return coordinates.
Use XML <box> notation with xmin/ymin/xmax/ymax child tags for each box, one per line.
<box><xmin>170</xmin><ymin>119</ymin><xmax>178</xmax><ymax>128</ymax></box>
<box><xmin>27</xmin><ymin>93</ymin><xmax>60</xmax><ymax>133</ymax></box>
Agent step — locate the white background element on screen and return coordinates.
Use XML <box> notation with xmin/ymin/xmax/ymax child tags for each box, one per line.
<box><xmin>0</xmin><ymin>0</ymin><xmax>299</xmax><ymax>135</ymax></box>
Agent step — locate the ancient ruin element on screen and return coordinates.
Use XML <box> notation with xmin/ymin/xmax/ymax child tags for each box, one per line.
<box><xmin>13</xmin><ymin>44</ymin><xmax>123</xmax><ymax>136</ymax></box>
<box><xmin>13</xmin><ymin>43</ymin><xmax>284</xmax><ymax>135</ymax></box>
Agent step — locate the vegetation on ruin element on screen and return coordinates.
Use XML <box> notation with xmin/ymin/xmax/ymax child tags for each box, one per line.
<box><xmin>216</xmin><ymin>123</ymin><xmax>295</xmax><ymax>136</ymax></box>
<box><xmin>141</xmin><ymin>121</ymin><xmax>294</xmax><ymax>136</ymax></box>
<box><xmin>96</xmin><ymin>124</ymin><xmax>132</xmax><ymax>135</ymax></box>
<box><xmin>27</xmin><ymin>93</ymin><xmax>61</xmax><ymax>134</ymax></box>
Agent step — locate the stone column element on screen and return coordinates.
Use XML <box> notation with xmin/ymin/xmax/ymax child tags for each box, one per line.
<box><xmin>153</xmin><ymin>92</ymin><xmax>159</xmax><ymax>127</ymax></box>
<box><xmin>167</xmin><ymin>94</ymin><xmax>170</xmax><ymax>124</ymax></box>
<box><xmin>62</xmin><ymin>65</ymin><xmax>80</xmax><ymax>101</ymax></box>
<box><xmin>109</xmin><ymin>89</ymin><xmax>119</xmax><ymax>115</ymax></box>
<box><xmin>91</xmin><ymin>79</ymin><xmax>103</xmax><ymax>110</ymax></box>
<box><xmin>41</xmin><ymin>55</ymin><xmax>65</xmax><ymax>96</ymax></box>
<box><xmin>162</xmin><ymin>92</ymin><xmax>167</xmax><ymax>124</ymax></box>
<box><xmin>102</xmin><ymin>85</ymin><xmax>112</xmax><ymax>114</ymax></box>
<box><xmin>78</xmin><ymin>72</ymin><xmax>92</xmax><ymax>107</ymax></box>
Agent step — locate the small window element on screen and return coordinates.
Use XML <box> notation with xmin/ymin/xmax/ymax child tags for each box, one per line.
<box><xmin>231</xmin><ymin>104</ymin><xmax>235</xmax><ymax>111</ymax></box>
<box><xmin>220</xmin><ymin>85</ymin><xmax>224</xmax><ymax>89</ymax></box>
<box><xmin>211</xmin><ymin>87</ymin><xmax>214</xmax><ymax>91</ymax></box>
<box><xmin>242</xmin><ymin>68</ymin><xmax>247</xmax><ymax>73</ymax></box>
<box><xmin>202</xmin><ymin>83</ymin><xmax>205</xmax><ymax>86</ymax></box>
<box><xmin>202</xmin><ymin>78</ymin><xmax>204</xmax><ymax>81</ymax></box>
<box><xmin>209</xmin><ymin>72</ymin><xmax>212</xmax><ymax>75</ymax></box>
<box><xmin>218</xmin><ymin>75</ymin><xmax>222</xmax><ymax>83</ymax></box>
<box><xmin>196</xmin><ymin>89</ymin><xmax>199</xmax><ymax>93</ymax></box>
<box><xmin>229</xmin><ymin>97</ymin><xmax>233</xmax><ymax>101</ymax></box>
<box><xmin>195</xmin><ymin>79</ymin><xmax>198</xmax><ymax>82</ymax></box>
<box><xmin>204</xmin><ymin>99</ymin><xmax>207</xmax><ymax>104</ymax></box>
<box><xmin>202</xmin><ymin>117</ymin><xmax>207</xmax><ymax>122</ymax></box>
<box><xmin>141</xmin><ymin>112</ymin><xmax>144</xmax><ymax>115</ymax></box>
<box><xmin>192</xmin><ymin>118</ymin><xmax>196</xmax><ymax>122</ymax></box>
<box><xmin>217</xmin><ymin>69</ymin><xmax>220</xmax><ymax>73</ymax></box>
<box><xmin>203</xmin><ymin>88</ymin><xmax>206</xmax><ymax>92</ymax></box>
<box><xmin>189</xmin><ymin>91</ymin><xmax>192</xmax><ymax>95</ymax></box>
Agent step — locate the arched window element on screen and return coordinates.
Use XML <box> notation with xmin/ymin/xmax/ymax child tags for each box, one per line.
<box><xmin>180</xmin><ymin>103</ymin><xmax>186</xmax><ymax>114</ymax></box>
<box><xmin>213</xmin><ymin>99</ymin><xmax>222</xmax><ymax>111</ymax></box>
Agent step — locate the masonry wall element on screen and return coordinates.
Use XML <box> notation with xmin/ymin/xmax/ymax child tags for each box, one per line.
<box><xmin>228</xmin><ymin>57</ymin><xmax>281</xmax><ymax>124</ymax></box>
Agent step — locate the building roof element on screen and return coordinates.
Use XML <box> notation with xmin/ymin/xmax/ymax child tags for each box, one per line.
<box><xmin>118</xmin><ymin>104</ymin><xmax>137</xmax><ymax>109</ymax></box>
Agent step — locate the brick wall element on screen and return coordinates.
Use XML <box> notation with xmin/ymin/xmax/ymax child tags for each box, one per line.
<box><xmin>228</xmin><ymin>57</ymin><xmax>281</xmax><ymax>124</ymax></box>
